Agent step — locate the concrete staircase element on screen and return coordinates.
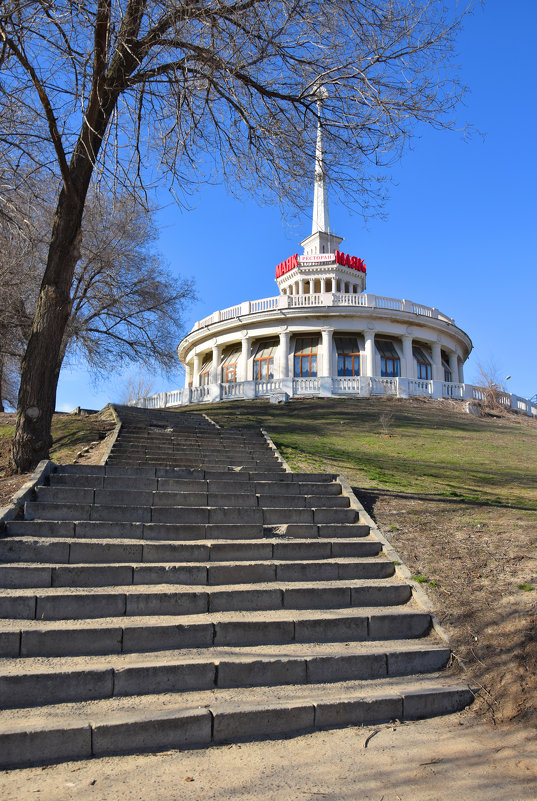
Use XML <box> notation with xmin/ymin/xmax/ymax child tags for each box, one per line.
<box><xmin>0</xmin><ymin>406</ymin><xmax>472</xmax><ymax>767</ymax></box>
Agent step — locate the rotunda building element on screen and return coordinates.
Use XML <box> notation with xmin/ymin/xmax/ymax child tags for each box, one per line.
<box><xmin>175</xmin><ymin>119</ymin><xmax>473</xmax><ymax>407</ymax></box>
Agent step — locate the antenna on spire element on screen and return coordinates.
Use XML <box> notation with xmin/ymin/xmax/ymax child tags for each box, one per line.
<box><xmin>312</xmin><ymin>87</ymin><xmax>330</xmax><ymax>236</ymax></box>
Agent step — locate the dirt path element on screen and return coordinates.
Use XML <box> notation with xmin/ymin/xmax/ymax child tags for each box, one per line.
<box><xmin>0</xmin><ymin>709</ymin><xmax>535</xmax><ymax>800</ymax></box>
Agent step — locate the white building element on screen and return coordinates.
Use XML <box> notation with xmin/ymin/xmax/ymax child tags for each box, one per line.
<box><xmin>134</xmin><ymin>120</ymin><xmax>535</xmax><ymax>417</ymax></box>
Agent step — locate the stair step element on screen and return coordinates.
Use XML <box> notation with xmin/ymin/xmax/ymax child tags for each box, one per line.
<box><xmin>0</xmin><ymin>556</ymin><xmax>393</xmax><ymax>586</ymax></box>
<box><xmin>0</xmin><ymin>674</ymin><xmax>474</xmax><ymax>768</ymax></box>
<box><xmin>0</xmin><ymin>641</ymin><xmax>452</xmax><ymax>709</ymax></box>
<box><xmin>0</xmin><ymin>580</ymin><xmax>412</xmax><ymax>620</ymax></box>
<box><xmin>0</xmin><ymin>608</ymin><xmax>432</xmax><ymax>657</ymax></box>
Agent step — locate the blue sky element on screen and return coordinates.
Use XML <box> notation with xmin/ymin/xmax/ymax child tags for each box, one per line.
<box><xmin>56</xmin><ymin>0</ymin><xmax>537</xmax><ymax>410</ymax></box>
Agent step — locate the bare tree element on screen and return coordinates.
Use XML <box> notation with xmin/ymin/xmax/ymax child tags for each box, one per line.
<box><xmin>120</xmin><ymin>370</ymin><xmax>155</xmax><ymax>405</ymax></box>
<box><xmin>0</xmin><ymin>0</ymin><xmax>470</xmax><ymax>471</ymax></box>
<box><xmin>0</xmin><ymin>187</ymin><xmax>195</xmax><ymax>408</ymax></box>
<box><xmin>476</xmin><ymin>360</ymin><xmax>508</xmax><ymax>411</ymax></box>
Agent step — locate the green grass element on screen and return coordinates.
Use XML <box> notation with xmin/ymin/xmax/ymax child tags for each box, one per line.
<box><xmin>184</xmin><ymin>397</ymin><xmax>537</xmax><ymax>511</ymax></box>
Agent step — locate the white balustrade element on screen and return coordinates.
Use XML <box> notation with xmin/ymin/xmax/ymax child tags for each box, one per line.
<box><xmin>255</xmin><ymin>379</ymin><xmax>282</xmax><ymax>395</ymax></box>
<box><xmin>293</xmin><ymin>377</ymin><xmax>320</xmax><ymax>393</ymax></box>
<box><xmin>370</xmin><ymin>377</ymin><xmax>398</xmax><ymax>395</ymax></box>
<box><xmin>332</xmin><ymin>377</ymin><xmax>362</xmax><ymax>393</ymax></box>
<box><xmin>441</xmin><ymin>382</ymin><xmax>464</xmax><ymax>399</ymax></box>
<box><xmin>128</xmin><ymin>380</ymin><xmax>537</xmax><ymax>418</ymax></box>
<box><xmin>408</xmin><ymin>379</ymin><xmax>432</xmax><ymax>396</ymax></box>
<box><xmin>375</xmin><ymin>296</ymin><xmax>403</xmax><ymax>311</ymax></box>
<box><xmin>190</xmin><ymin>292</ymin><xmax>452</xmax><ymax>330</ymax></box>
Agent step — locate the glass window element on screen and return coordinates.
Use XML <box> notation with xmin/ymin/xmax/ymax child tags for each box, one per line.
<box><xmin>335</xmin><ymin>337</ymin><xmax>360</xmax><ymax>377</ymax></box>
<box><xmin>376</xmin><ymin>340</ymin><xmax>400</xmax><ymax>378</ymax></box>
<box><xmin>413</xmin><ymin>347</ymin><xmax>432</xmax><ymax>381</ymax></box>
<box><xmin>220</xmin><ymin>347</ymin><xmax>241</xmax><ymax>383</ymax></box>
<box><xmin>199</xmin><ymin>355</ymin><xmax>212</xmax><ymax>386</ymax></box>
<box><xmin>294</xmin><ymin>337</ymin><xmax>319</xmax><ymax>377</ymax></box>
<box><xmin>253</xmin><ymin>340</ymin><xmax>278</xmax><ymax>380</ymax></box>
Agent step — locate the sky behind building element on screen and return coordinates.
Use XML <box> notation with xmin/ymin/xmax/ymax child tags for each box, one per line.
<box><xmin>56</xmin><ymin>0</ymin><xmax>537</xmax><ymax>410</ymax></box>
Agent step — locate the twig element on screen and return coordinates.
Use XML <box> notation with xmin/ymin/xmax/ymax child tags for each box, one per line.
<box><xmin>363</xmin><ymin>729</ymin><xmax>380</xmax><ymax>748</ymax></box>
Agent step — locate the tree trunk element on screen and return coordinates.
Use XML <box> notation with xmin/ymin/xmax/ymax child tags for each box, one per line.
<box><xmin>0</xmin><ymin>358</ymin><xmax>4</xmax><ymax>413</ymax></box>
<box><xmin>7</xmin><ymin>187</ymin><xmax>86</xmax><ymax>473</ymax></box>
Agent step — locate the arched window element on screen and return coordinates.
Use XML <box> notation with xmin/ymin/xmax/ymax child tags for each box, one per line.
<box><xmin>376</xmin><ymin>340</ymin><xmax>400</xmax><ymax>377</ymax></box>
<box><xmin>221</xmin><ymin>346</ymin><xmax>241</xmax><ymax>383</ymax></box>
<box><xmin>294</xmin><ymin>337</ymin><xmax>319</xmax><ymax>377</ymax></box>
<box><xmin>253</xmin><ymin>340</ymin><xmax>278</xmax><ymax>380</ymax></box>
<box><xmin>413</xmin><ymin>346</ymin><xmax>432</xmax><ymax>380</ymax></box>
<box><xmin>336</xmin><ymin>337</ymin><xmax>360</xmax><ymax>376</ymax></box>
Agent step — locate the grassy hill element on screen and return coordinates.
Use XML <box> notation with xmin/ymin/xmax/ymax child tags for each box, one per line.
<box><xmin>197</xmin><ymin>396</ymin><xmax>537</xmax><ymax>510</ymax></box>
<box><xmin>190</xmin><ymin>396</ymin><xmax>537</xmax><ymax>725</ymax></box>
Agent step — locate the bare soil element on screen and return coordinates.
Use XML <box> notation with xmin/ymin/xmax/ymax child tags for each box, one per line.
<box><xmin>0</xmin><ymin>711</ymin><xmax>535</xmax><ymax>801</ymax></box>
<box><xmin>357</xmin><ymin>490</ymin><xmax>537</xmax><ymax>727</ymax></box>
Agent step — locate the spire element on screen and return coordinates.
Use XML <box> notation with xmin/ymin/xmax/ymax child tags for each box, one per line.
<box><xmin>312</xmin><ymin>97</ymin><xmax>330</xmax><ymax>235</ymax></box>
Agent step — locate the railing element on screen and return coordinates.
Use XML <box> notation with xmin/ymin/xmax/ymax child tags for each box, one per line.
<box><xmin>222</xmin><ymin>382</ymin><xmax>244</xmax><ymax>398</ymax></box>
<box><xmin>293</xmin><ymin>377</ymin><xmax>321</xmax><ymax>393</ymax></box>
<box><xmin>332</xmin><ymin>376</ymin><xmax>362</xmax><ymax>393</ymax></box>
<box><xmin>370</xmin><ymin>377</ymin><xmax>398</xmax><ymax>395</ymax></box>
<box><xmin>408</xmin><ymin>379</ymin><xmax>433</xmax><ymax>396</ymax></box>
<box><xmin>128</xmin><ymin>380</ymin><xmax>537</xmax><ymax>419</ymax></box>
<box><xmin>191</xmin><ymin>292</ymin><xmax>454</xmax><ymax>332</ymax></box>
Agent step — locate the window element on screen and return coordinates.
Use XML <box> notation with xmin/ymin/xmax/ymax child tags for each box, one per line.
<box><xmin>441</xmin><ymin>352</ymin><xmax>452</xmax><ymax>382</ymax></box>
<box><xmin>336</xmin><ymin>337</ymin><xmax>360</xmax><ymax>376</ymax></box>
<box><xmin>221</xmin><ymin>347</ymin><xmax>241</xmax><ymax>383</ymax></box>
<box><xmin>413</xmin><ymin>346</ymin><xmax>432</xmax><ymax>381</ymax></box>
<box><xmin>294</xmin><ymin>337</ymin><xmax>319</xmax><ymax>377</ymax></box>
<box><xmin>199</xmin><ymin>355</ymin><xmax>212</xmax><ymax>385</ymax></box>
<box><xmin>376</xmin><ymin>340</ymin><xmax>400</xmax><ymax>378</ymax></box>
<box><xmin>253</xmin><ymin>340</ymin><xmax>278</xmax><ymax>380</ymax></box>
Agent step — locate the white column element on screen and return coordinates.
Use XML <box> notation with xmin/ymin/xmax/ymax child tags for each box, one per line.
<box><xmin>299</xmin><ymin>278</ymin><xmax>305</xmax><ymax>295</ymax></box>
<box><xmin>309</xmin><ymin>278</ymin><xmax>314</xmax><ymax>294</ymax></box>
<box><xmin>192</xmin><ymin>353</ymin><xmax>201</xmax><ymax>387</ymax></box>
<box><xmin>449</xmin><ymin>352</ymin><xmax>459</xmax><ymax>382</ymax></box>
<box><xmin>185</xmin><ymin>363</ymin><xmax>193</xmax><ymax>388</ymax></box>
<box><xmin>321</xmin><ymin>277</ymin><xmax>326</xmax><ymax>293</ymax></box>
<box><xmin>210</xmin><ymin>342</ymin><xmax>221</xmax><ymax>384</ymax></box>
<box><xmin>431</xmin><ymin>342</ymin><xmax>443</xmax><ymax>381</ymax></box>
<box><xmin>402</xmin><ymin>335</ymin><xmax>414</xmax><ymax>379</ymax></box>
<box><xmin>364</xmin><ymin>331</ymin><xmax>375</xmax><ymax>377</ymax></box>
<box><xmin>240</xmin><ymin>336</ymin><xmax>251</xmax><ymax>382</ymax></box>
<box><xmin>320</xmin><ymin>328</ymin><xmax>333</xmax><ymax>377</ymax></box>
<box><xmin>279</xmin><ymin>331</ymin><xmax>290</xmax><ymax>378</ymax></box>
<box><xmin>458</xmin><ymin>360</ymin><xmax>465</xmax><ymax>383</ymax></box>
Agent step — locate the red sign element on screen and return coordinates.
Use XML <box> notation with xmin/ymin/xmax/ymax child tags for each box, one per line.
<box><xmin>275</xmin><ymin>251</ymin><xmax>366</xmax><ymax>278</ymax></box>
<box><xmin>335</xmin><ymin>251</ymin><xmax>367</xmax><ymax>272</ymax></box>
<box><xmin>275</xmin><ymin>254</ymin><xmax>298</xmax><ymax>278</ymax></box>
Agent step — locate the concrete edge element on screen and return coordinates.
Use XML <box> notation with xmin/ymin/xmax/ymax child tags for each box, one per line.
<box><xmin>336</xmin><ymin>473</ymin><xmax>452</xmax><ymax>648</ymax></box>
<box><xmin>201</xmin><ymin>413</ymin><xmax>221</xmax><ymax>430</ymax></box>
<box><xmin>101</xmin><ymin>405</ymin><xmax>123</xmax><ymax>465</ymax></box>
<box><xmin>260</xmin><ymin>429</ymin><xmax>293</xmax><ymax>473</ymax></box>
<box><xmin>0</xmin><ymin>460</ymin><xmax>56</xmax><ymax>531</ymax></box>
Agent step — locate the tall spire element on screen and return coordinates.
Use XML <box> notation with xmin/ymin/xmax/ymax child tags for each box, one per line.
<box><xmin>312</xmin><ymin>97</ymin><xmax>330</xmax><ymax>235</ymax></box>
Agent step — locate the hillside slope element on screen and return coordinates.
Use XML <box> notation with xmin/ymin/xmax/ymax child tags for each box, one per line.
<box><xmin>191</xmin><ymin>396</ymin><xmax>537</xmax><ymax>725</ymax></box>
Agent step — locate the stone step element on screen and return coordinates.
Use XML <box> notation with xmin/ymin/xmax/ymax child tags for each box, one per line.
<box><xmin>24</xmin><ymin>502</ymin><xmax>358</xmax><ymax>525</ymax></box>
<box><xmin>53</xmin><ymin>465</ymin><xmax>337</xmax><ymax>482</ymax></box>
<box><xmin>6</xmin><ymin>520</ymin><xmax>370</xmax><ymax>541</ymax></box>
<box><xmin>0</xmin><ymin>580</ymin><xmax>412</xmax><ymax>620</ymax></box>
<box><xmin>0</xmin><ymin>608</ymin><xmax>432</xmax><ymax>657</ymax></box>
<box><xmin>0</xmin><ymin>640</ymin><xmax>452</xmax><ymax>709</ymax></box>
<box><xmin>33</xmin><ymin>487</ymin><xmax>348</xmax><ymax>508</ymax></box>
<box><xmin>48</xmin><ymin>474</ymin><xmax>341</xmax><ymax>495</ymax></box>
<box><xmin>0</xmin><ymin>674</ymin><xmax>474</xmax><ymax>767</ymax></box>
<box><xmin>0</xmin><ymin>556</ymin><xmax>393</xmax><ymax>587</ymax></box>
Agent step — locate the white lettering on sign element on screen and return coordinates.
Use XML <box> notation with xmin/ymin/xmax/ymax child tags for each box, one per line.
<box><xmin>298</xmin><ymin>254</ymin><xmax>335</xmax><ymax>264</ymax></box>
